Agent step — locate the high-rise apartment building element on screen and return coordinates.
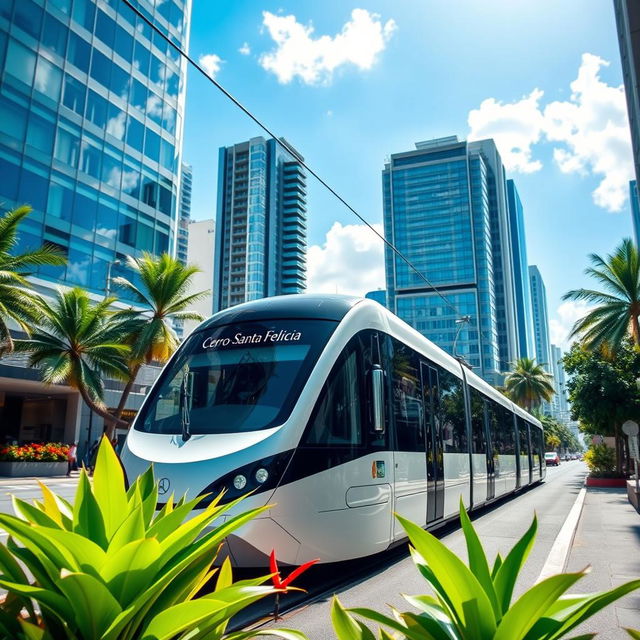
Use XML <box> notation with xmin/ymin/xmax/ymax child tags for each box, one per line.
<box><xmin>382</xmin><ymin>136</ymin><xmax>521</xmax><ymax>385</ymax></box>
<box><xmin>507</xmin><ymin>180</ymin><xmax>535</xmax><ymax>360</ymax></box>
<box><xmin>529</xmin><ymin>265</ymin><xmax>552</xmax><ymax>371</ymax></box>
<box><xmin>177</xmin><ymin>161</ymin><xmax>192</xmax><ymax>265</ymax></box>
<box><xmin>214</xmin><ymin>136</ymin><xmax>307</xmax><ymax>312</ymax></box>
<box><xmin>614</xmin><ymin>1</ymin><xmax>640</xmax><ymax>188</ymax></box>
<box><xmin>550</xmin><ymin>343</ymin><xmax>569</xmax><ymax>421</ymax></box>
<box><xmin>365</xmin><ymin>289</ymin><xmax>387</xmax><ymax>307</ymax></box>
<box><xmin>184</xmin><ymin>218</ymin><xmax>214</xmax><ymax>334</ymax></box>
<box><xmin>0</xmin><ymin>0</ymin><xmax>191</xmax><ymax>448</ymax></box>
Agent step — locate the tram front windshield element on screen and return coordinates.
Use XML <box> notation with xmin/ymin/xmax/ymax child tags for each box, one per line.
<box><xmin>135</xmin><ymin>319</ymin><xmax>337</xmax><ymax>435</ymax></box>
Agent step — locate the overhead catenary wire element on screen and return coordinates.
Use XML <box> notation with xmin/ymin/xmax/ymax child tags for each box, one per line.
<box><xmin>120</xmin><ymin>0</ymin><xmax>464</xmax><ymax>319</ymax></box>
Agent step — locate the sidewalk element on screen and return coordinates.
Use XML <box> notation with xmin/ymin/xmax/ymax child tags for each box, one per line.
<box><xmin>0</xmin><ymin>471</ymin><xmax>80</xmax><ymax>486</ymax></box>
<box><xmin>566</xmin><ymin>486</ymin><xmax>640</xmax><ymax>638</ymax></box>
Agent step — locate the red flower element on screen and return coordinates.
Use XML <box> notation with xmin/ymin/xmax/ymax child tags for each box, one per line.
<box><xmin>269</xmin><ymin>550</ymin><xmax>319</xmax><ymax>590</ymax></box>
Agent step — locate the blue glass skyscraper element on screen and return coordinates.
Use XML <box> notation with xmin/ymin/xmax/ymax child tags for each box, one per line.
<box><xmin>0</xmin><ymin>0</ymin><xmax>190</xmax><ymax>297</ymax></box>
<box><xmin>0</xmin><ymin>0</ymin><xmax>190</xmax><ymax>447</ymax></box>
<box><xmin>507</xmin><ymin>179</ymin><xmax>535</xmax><ymax>359</ymax></box>
<box><xmin>528</xmin><ymin>265</ymin><xmax>552</xmax><ymax>371</ymax></box>
<box><xmin>214</xmin><ymin>136</ymin><xmax>307</xmax><ymax>312</ymax></box>
<box><xmin>382</xmin><ymin>136</ymin><xmax>521</xmax><ymax>384</ymax></box>
<box><xmin>630</xmin><ymin>180</ymin><xmax>640</xmax><ymax>248</ymax></box>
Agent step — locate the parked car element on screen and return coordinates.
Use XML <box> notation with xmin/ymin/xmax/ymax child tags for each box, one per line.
<box><xmin>545</xmin><ymin>452</ymin><xmax>561</xmax><ymax>466</ymax></box>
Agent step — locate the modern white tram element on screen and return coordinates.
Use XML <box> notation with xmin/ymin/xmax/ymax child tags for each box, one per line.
<box><xmin>122</xmin><ymin>294</ymin><xmax>545</xmax><ymax>566</ymax></box>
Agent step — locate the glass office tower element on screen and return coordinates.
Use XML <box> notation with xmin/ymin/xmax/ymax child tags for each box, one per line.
<box><xmin>382</xmin><ymin>136</ymin><xmax>520</xmax><ymax>384</ymax></box>
<box><xmin>0</xmin><ymin>0</ymin><xmax>190</xmax><ymax>448</ymax></box>
<box><xmin>0</xmin><ymin>0</ymin><xmax>190</xmax><ymax>298</ymax></box>
<box><xmin>507</xmin><ymin>179</ymin><xmax>535</xmax><ymax>359</ymax></box>
<box><xmin>529</xmin><ymin>265</ymin><xmax>552</xmax><ymax>372</ymax></box>
<box><xmin>214</xmin><ymin>136</ymin><xmax>307</xmax><ymax>312</ymax></box>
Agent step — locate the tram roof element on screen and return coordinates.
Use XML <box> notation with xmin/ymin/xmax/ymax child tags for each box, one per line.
<box><xmin>199</xmin><ymin>294</ymin><xmax>363</xmax><ymax>329</ymax></box>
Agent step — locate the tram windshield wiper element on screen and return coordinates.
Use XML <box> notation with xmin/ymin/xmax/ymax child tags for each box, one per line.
<box><xmin>179</xmin><ymin>368</ymin><xmax>191</xmax><ymax>442</ymax></box>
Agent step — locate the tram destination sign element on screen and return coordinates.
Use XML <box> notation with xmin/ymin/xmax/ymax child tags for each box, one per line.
<box><xmin>201</xmin><ymin>328</ymin><xmax>303</xmax><ymax>350</ymax></box>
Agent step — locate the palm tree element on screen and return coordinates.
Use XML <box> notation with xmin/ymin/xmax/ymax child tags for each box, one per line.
<box><xmin>14</xmin><ymin>288</ymin><xmax>130</xmax><ymax>430</ymax></box>
<box><xmin>109</xmin><ymin>253</ymin><xmax>209</xmax><ymax>429</ymax></box>
<box><xmin>0</xmin><ymin>205</ymin><xmax>66</xmax><ymax>354</ymax></box>
<box><xmin>504</xmin><ymin>357</ymin><xmax>555</xmax><ymax>411</ymax></box>
<box><xmin>563</xmin><ymin>238</ymin><xmax>640</xmax><ymax>351</ymax></box>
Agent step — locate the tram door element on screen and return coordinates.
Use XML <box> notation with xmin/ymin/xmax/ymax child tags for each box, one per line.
<box><xmin>421</xmin><ymin>362</ymin><xmax>444</xmax><ymax>523</ymax></box>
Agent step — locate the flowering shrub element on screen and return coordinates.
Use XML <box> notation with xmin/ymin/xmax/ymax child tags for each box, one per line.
<box><xmin>0</xmin><ymin>442</ymin><xmax>69</xmax><ymax>462</ymax></box>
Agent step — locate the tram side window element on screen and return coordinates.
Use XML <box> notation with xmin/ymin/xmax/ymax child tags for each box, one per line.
<box><xmin>439</xmin><ymin>367</ymin><xmax>467</xmax><ymax>453</ymax></box>
<box><xmin>391</xmin><ymin>339</ymin><xmax>424</xmax><ymax>452</ymax></box>
<box><xmin>470</xmin><ymin>388</ymin><xmax>486</xmax><ymax>455</ymax></box>
<box><xmin>498</xmin><ymin>405</ymin><xmax>516</xmax><ymax>455</ymax></box>
<box><xmin>305</xmin><ymin>340</ymin><xmax>362</xmax><ymax>446</ymax></box>
<box><xmin>529</xmin><ymin>422</ymin><xmax>542</xmax><ymax>471</ymax></box>
<box><xmin>518</xmin><ymin>417</ymin><xmax>530</xmax><ymax>461</ymax></box>
<box><xmin>486</xmin><ymin>399</ymin><xmax>500</xmax><ymax>459</ymax></box>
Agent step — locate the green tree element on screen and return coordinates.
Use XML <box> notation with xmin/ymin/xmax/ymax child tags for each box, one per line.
<box><xmin>15</xmin><ymin>288</ymin><xmax>131</xmax><ymax>430</ymax></box>
<box><xmin>109</xmin><ymin>253</ymin><xmax>209</xmax><ymax>432</ymax></box>
<box><xmin>563</xmin><ymin>338</ymin><xmax>640</xmax><ymax>473</ymax></box>
<box><xmin>563</xmin><ymin>238</ymin><xmax>640</xmax><ymax>350</ymax></box>
<box><xmin>536</xmin><ymin>414</ymin><xmax>580</xmax><ymax>452</ymax></box>
<box><xmin>504</xmin><ymin>357</ymin><xmax>555</xmax><ymax>411</ymax></box>
<box><xmin>0</xmin><ymin>205</ymin><xmax>66</xmax><ymax>354</ymax></box>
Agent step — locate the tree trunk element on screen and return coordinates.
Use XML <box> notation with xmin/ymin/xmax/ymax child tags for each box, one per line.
<box><xmin>114</xmin><ymin>363</ymin><xmax>141</xmax><ymax>422</ymax></box>
<box><xmin>0</xmin><ymin>319</ymin><xmax>14</xmax><ymax>355</ymax></box>
<box><xmin>76</xmin><ymin>384</ymin><xmax>128</xmax><ymax>440</ymax></box>
<box><xmin>632</xmin><ymin>312</ymin><xmax>640</xmax><ymax>347</ymax></box>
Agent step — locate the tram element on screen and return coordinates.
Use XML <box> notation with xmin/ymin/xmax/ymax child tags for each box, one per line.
<box><xmin>121</xmin><ymin>294</ymin><xmax>545</xmax><ymax>566</ymax></box>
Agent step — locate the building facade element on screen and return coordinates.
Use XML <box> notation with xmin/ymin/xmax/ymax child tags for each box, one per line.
<box><xmin>365</xmin><ymin>289</ymin><xmax>387</xmax><ymax>307</ymax></box>
<box><xmin>214</xmin><ymin>136</ymin><xmax>307</xmax><ymax>312</ymax></box>
<box><xmin>0</xmin><ymin>0</ymin><xmax>191</xmax><ymax>451</ymax></box>
<box><xmin>529</xmin><ymin>265</ymin><xmax>552</xmax><ymax>371</ymax></box>
<box><xmin>176</xmin><ymin>161</ymin><xmax>192</xmax><ymax>265</ymax></box>
<box><xmin>630</xmin><ymin>180</ymin><xmax>640</xmax><ymax>248</ymax></box>
<box><xmin>184</xmin><ymin>217</ymin><xmax>214</xmax><ymax>334</ymax></box>
<box><xmin>382</xmin><ymin>136</ymin><xmax>520</xmax><ymax>385</ymax></box>
<box><xmin>615</xmin><ymin>0</ymin><xmax>640</xmax><ymax>188</ymax></box>
<box><xmin>549</xmin><ymin>343</ymin><xmax>569</xmax><ymax>422</ymax></box>
<box><xmin>506</xmin><ymin>179</ymin><xmax>535</xmax><ymax>360</ymax></box>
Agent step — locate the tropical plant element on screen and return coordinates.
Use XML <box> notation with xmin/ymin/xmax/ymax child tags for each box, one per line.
<box><xmin>504</xmin><ymin>357</ymin><xmax>555</xmax><ymax>411</ymax></box>
<box><xmin>583</xmin><ymin>444</ymin><xmax>617</xmax><ymax>477</ymax></box>
<box><xmin>0</xmin><ymin>436</ymin><xmax>307</xmax><ymax>640</ymax></box>
<box><xmin>108</xmin><ymin>253</ymin><xmax>209</xmax><ymax>434</ymax></box>
<box><xmin>564</xmin><ymin>238</ymin><xmax>640</xmax><ymax>351</ymax></box>
<box><xmin>536</xmin><ymin>414</ymin><xmax>580</xmax><ymax>453</ymax></box>
<box><xmin>563</xmin><ymin>339</ymin><xmax>640</xmax><ymax>474</ymax></box>
<box><xmin>0</xmin><ymin>205</ymin><xmax>66</xmax><ymax>354</ymax></box>
<box><xmin>332</xmin><ymin>500</ymin><xmax>640</xmax><ymax>640</ymax></box>
<box><xmin>546</xmin><ymin>434</ymin><xmax>561</xmax><ymax>451</ymax></box>
<box><xmin>14</xmin><ymin>288</ymin><xmax>131</xmax><ymax>430</ymax></box>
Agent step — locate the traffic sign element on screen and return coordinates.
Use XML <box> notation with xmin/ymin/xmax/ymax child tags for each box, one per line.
<box><xmin>630</xmin><ymin>435</ymin><xmax>639</xmax><ymax>461</ymax></box>
<box><xmin>622</xmin><ymin>421</ymin><xmax>639</xmax><ymax>437</ymax></box>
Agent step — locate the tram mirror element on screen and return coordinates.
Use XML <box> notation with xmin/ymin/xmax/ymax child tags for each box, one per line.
<box><xmin>372</xmin><ymin>365</ymin><xmax>385</xmax><ymax>433</ymax></box>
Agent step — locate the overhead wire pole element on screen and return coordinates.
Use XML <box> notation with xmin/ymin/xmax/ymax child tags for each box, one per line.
<box><xmin>120</xmin><ymin>0</ymin><xmax>463</xmax><ymax>318</ymax></box>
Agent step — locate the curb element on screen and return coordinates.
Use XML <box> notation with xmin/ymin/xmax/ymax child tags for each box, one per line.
<box><xmin>536</xmin><ymin>485</ymin><xmax>587</xmax><ymax>583</ymax></box>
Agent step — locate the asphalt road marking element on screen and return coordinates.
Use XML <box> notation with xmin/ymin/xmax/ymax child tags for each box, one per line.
<box><xmin>536</xmin><ymin>485</ymin><xmax>587</xmax><ymax>583</ymax></box>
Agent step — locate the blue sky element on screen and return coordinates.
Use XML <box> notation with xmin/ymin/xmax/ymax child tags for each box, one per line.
<box><xmin>182</xmin><ymin>0</ymin><xmax>634</xmax><ymax>350</ymax></box>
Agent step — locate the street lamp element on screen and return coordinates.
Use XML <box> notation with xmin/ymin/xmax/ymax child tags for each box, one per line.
<box><xmin>452</xmin><ymin>315</ymin><xmax>471</xmax><ymax>360</ymax></box>
<box><xmin>105</xmin><ymin>259</ymin><xmax>121</xmax><ymax>297</ymax></box>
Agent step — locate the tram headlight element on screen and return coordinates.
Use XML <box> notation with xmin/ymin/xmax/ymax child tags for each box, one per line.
<box><xmin>233</xmin><ymin>474</ymin><xmax>247</xmax><ymax>490</ymax></box>
<box><xmin>196</xmin><ymin>449</ymin><xmax>295</xmax><ymax>507</ymax></box>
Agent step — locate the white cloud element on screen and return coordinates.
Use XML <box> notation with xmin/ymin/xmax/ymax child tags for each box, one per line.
<box><xmin>199</xmin><ymin>53</ymin><xmax>223</xmax><ymax>79</ymax></box>
<box><xmin>307</xmin><ymin>222</ymin><xmax>385</xmax><ymax>295</ymax></box>
<box><xmin>468</xmin><ymin>89</ymin><xmax>546</xmax><ymax>173</ymax></box>
<box><xmin>549</xmin><ymin>300</ymin><xmax>593</xmax><ymax>350</ymax></box>
<box><xmin>259</xmin><ymin>9</ymin><xmax>396</xmax><ymax>85</ymax></box>
<box><xmin>468</xmin><ymin>53</ymin><xmax>634</xmax><ymax>212</ymax></box>
<box><xmin>326</xmin><ymin>109</ymin><xmax>334</xmax><ymax>117</ymax></box>
<box><xmin>543</xmin><ymin>53</ymin><xmax>634</xmax><ymax>212</ymax></box>
<box><xmin>239</xmin><ymin>42</ymin><xmax>251</xmax><ymax>55</ymax></box>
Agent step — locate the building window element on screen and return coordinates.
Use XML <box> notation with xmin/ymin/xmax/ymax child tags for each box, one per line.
<box><xmin>5</xmin><ymin>39</ymin><xmax>36</xmax><ymax>86</ymax></box>
<box><xmin>66</xmin><ymin>32</ymin><xmax>90</xmax><ymax>73</ymax></box>
<box><xmin>26</xmin><ymin>113</ymin><xmax>55</xmax><ymax>154</ymax></box>
<box><xmin>41</xmin><ymin>13</ymin><xmax>68</xmax><ymax>56</ymax></box>
<box><xmin>62</xmin><ymin>74</ymin><xmax>86</xmax><ymax>115</ymax></box>
<box><xmin>86</xmin><ymin>89</ymin><xmax>107</xmax><ymax>128</ymax></box>
<box><xmin>14</xmin><ymin>0</ymin><xmax>43</xmax><ymax>39</ymax></box>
